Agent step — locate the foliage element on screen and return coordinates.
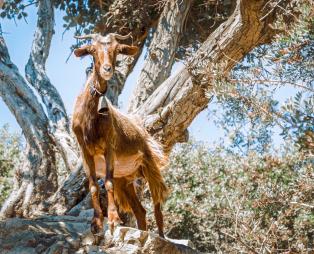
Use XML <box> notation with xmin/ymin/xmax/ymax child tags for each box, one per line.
<box><xmin>0</xmin><ymin>0</ymin><xmax>236</xmax><ymax>57</ymax></box>
<box><xmin>161</xmin><ymin>141</ymin><xmax>314</xmax><ymax>253</ymax></box>
<box><xmin>0</xmin><ymin>124</ymin><xmax>23</xmax><ymax>207</ymax></box>
<box><xmin>208</xmin><ymin>1</ymin><xmax>314</xmax><ymax>155</ymax></box>
<box><xmin>0</xmin><ymin>0</ymin><xmax>159</xmax><ymax>36</ymax></box>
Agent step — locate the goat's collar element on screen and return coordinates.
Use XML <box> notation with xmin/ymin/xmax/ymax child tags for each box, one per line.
<box><xmin>86</xmin><ymin>71</ymin><xmax>109</xmax><ymax>115</ymax></box>
<box><xmin>89</xmin><ymin>83</ymin><xmax>105</xmax><ymax>97</ymax></box>
<box><xmin>89</xmin><ymin>80</ymin><xmax>106</xmax><ymax>97</ymax></box>
<box><xmin>88</xmin><ymin>80</ymin><xmax>110</xmax><ymax>116</ymax></box>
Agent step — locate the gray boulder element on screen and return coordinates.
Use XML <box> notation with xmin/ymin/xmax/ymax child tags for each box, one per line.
<box><xmin>0</xmin><ymin>212</ymin><xmax>199</xmax><ymax>254</ymax></box>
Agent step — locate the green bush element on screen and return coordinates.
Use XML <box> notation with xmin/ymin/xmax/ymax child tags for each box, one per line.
<box><xmin>0</xmin><ymin>124</ymin><xmax>23</xmax><ymax>207</ymax></box>
<box><xmin>161</xmin><ymin>141</ymin><xmax>314</xmax><ymax>253</ymax></box>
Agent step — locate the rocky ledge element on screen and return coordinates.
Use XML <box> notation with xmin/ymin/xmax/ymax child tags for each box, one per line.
<box><xmin>0</xmin><ymin>209</ymin><xmax>199</xmax><ymax>254</ymax></box>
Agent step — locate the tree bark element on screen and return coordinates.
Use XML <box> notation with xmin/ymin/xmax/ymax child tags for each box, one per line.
<box><xmin>25</xmin><ymin>0</ymin><xmax>79</xmax><ymax>173</ymax></box>
<box><xmin>0</xmin><ymin>32</ymin><xmax>58</xmax><ymax>218</ymax></box>
<box><xmin>128</xmin><ymin>0</ymin><xmax>192</xmax><ymax>112</ymax></box>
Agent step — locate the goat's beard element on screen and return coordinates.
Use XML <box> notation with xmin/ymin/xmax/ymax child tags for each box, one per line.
<box><xmin>100</xmin><ymin>71</ymin><xmax>113</xmax><ymax>81</ymax></box>
<box><xmin>104</xmin><ymin>75</ymin><xmax>112</xmax><ymax>81</ymax></box>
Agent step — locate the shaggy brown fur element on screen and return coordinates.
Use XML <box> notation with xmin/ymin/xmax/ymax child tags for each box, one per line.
<box><xmin>72</xmin><ymin>33</ymin><xmax>168</xmax><ymax>237</ymax></box>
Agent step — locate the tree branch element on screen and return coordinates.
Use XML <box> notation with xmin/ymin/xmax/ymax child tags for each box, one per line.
<box><xmin>135</xmin><ymin>0</ymin><xmax>295</xmax><ymax>152</ymax></box>
<box><xmin>25</xmin><ymin>0</ymin><xmax>79</xmax><ymax>172</ymax></box>
<box><xmin>0</xmin><ymin>30</ymin><xmax>58</xmax><ymax>217</ymax></box>
<box><xmin>128</xmin><ymin>0</ymin><xmax>192</xmax><ymax>112</ymax></box>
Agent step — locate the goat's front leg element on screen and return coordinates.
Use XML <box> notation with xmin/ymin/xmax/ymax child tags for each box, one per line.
<box><xmin>81</xmin><ymin>149</ymin><xmax>104</xmax><ymax>235</ymax></box>
<box><xmin>105</xmin><ymin>147</ymin><xmax>121</xmax><ymax>234</ymax></box>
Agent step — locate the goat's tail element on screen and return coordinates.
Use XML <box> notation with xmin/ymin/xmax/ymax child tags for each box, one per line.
<box><xmin>142</xmin><ymin>137</ymin><xmax>169</xmax><ymax>205</ymax></box>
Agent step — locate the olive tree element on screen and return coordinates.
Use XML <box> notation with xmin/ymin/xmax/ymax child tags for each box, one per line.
<box><xmin>0</xmin><ymin>0</ymin><xmax>300</xmax><ymax>217</ymax></box>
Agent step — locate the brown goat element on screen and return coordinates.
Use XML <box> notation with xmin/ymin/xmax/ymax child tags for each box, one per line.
<box><xmin>72</xmin><ymin>33</ymin><xmax>168</xmax><ymax>237</ymax></box>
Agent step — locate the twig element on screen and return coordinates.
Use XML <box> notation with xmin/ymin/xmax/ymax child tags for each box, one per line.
<box><xmin>259</xmin><ymin>221</ymin><xmax>273</xmax><ymax>253</ymax></box>
<box><xmin>277</xmin><ymin>4</ymin><xmax>300</xmax><ymax>22</ymax></box>
<box><xmin>233</xmin><ymin>91</ymin><xmax>288</xmax><ymax>130</ymax></box>
<box><xmin>290</xmin><ymin>201</ymin><xmax>314</xmax><ymax>209</ymax></box>
<box><xmin>23</xmin><ymin>1</ymin><xmax>39</xmax><ymax>8</ymax></box>
<box><xmin>230</xmin><ymin>78</ymin><xmax>314</xmax><ymax>93</ymax></box>
<box><xmin>260</xmin><ymin>0</ymin><xmax>283</xmax><ymax>21</ymax></box>
<box><xmin>221</xmin><ymin>230</ymin><xmax>259</xmax><ymax>254</ymax></box>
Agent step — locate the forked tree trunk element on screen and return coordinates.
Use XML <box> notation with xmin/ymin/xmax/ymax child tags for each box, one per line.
<box><xmin>24</xmin><ymin>0</ymin><xmax>79</xmax><ymax>173</ymax></box>
<box><xmin>49</xmin><ymin>0</ymin><xmax>294</xmax><ymax>213</ymax></box>
<box><xmin>0</xmin><ymin>34</ymin><xmax>58</xmax><ymax>217</ymax></box>
<box><xmin>0</xmin><ymin>0</ymin><xmax>296</xmax><ymax>217</ymax></box>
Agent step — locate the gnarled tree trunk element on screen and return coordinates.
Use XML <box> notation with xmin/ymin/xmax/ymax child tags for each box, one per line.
<box><xmin>24</xmin><ymin>0</ymin><xmax>79</xmax><ymax>173</ymax></box>
<box><xmin>0</xmin><ymin>32</ymin><xmax>57</xmax><ymax>217</ymax></box>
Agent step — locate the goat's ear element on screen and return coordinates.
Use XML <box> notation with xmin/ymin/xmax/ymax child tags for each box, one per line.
<box><xmin>117</xmin><ymin>44</ymin><xmax>139</xmax><ymax>56</ymax></box>
<box><xmin>74</xmin><ymin>45</ymin><xmax>92</xmax><ymax>57</ymax></box>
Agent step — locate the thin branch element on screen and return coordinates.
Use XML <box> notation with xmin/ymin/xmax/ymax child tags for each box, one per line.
<box><xmin>221</xmin><ymin>230</ymin><xmax>259</xmax><ymax>254</ymax></box>
<box><xmin>230</xmin><ymin>78</ymin><xmax>314</xmax><ymax>93</ymax></box>
<box><xmin>290</xmin><ymin>201</ymin><xmax>314</xmax><ymax>209</ymax></box>
<box><xmin>260</xmin><ymin>0</ymin><xmax>283</xmax><ymax>21</ymax></box>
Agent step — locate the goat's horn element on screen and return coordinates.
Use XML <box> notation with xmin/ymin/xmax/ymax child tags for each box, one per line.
<box><xmin>74</xmin><ymin>34</ymin><xmax>98</xmax><ymax>40</ymax></box>
<box><xmin>111</xmin><ymin>32</ymin><xmax>132</xmax><ymax>40</ymax></box>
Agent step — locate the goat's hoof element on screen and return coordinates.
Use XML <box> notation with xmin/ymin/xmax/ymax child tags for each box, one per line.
<box><xmin>93</xmin><ymin>233</ymin><xmax>104</xmax><ymax>245</ymax></box>
<box><xmin>108</xmin><ymin>210</ymin><xmax>122</xmax><ymax>235</ymax></box>
<box><xmin>91</xmin><ymin>217</ymin><xmax>104</xmax><ymax>235</ymax></box>
<box><xmin>108</xmin><ymin>219</ymin><xmax>122</xmax><ymax>235</ymax></box>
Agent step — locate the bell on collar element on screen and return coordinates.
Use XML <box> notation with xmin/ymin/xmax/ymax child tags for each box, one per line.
<box><xmin>98</xmin><ymin>95</ymin><xmax>109</xmax><ymax>115</ymax></box>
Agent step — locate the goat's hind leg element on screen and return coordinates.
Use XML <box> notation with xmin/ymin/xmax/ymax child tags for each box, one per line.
<box><xmin>122</xmin><ymin>180</ymin><xmax>147</xmax><ymax>231</ymax></box>
<box><xmin>154</xmin><ymin>203</ymin><xmax>164</xmax><ymax>238</ymax></box>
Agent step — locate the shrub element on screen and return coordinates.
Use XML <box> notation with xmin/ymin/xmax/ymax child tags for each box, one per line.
<box><xmin>0</xmin><ymin>124</ymin><xmax>23</xmax><ymax>207</ymax></box>
<box><xmin>160</xmin><ymin>141</ymin><xmax>314</xmax><ymax>253</ymax></box>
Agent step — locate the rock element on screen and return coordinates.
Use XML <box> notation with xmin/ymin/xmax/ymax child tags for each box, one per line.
<box><xmin>105</xmin><ymin>226</ymin><xmax>199</xmax><ymax>254</ymax></box>
<box><xmin>166</xmin><ymin>237</ymin><xmax>195</xmax><ymax>249</ymax></box>
<box><xmin>78</xmin><ymin>208</ymin><xmax>94</xmax><ymax>220</ymax></box>
<box><xmin>0</xmin><ymin>215</ymin><xmax>199</xmax><ymax>254</ymax></box>
<box><xmin>67</xmin><ymin>194</ymin><xmax>92</xmax><ymax>216</ymax></box>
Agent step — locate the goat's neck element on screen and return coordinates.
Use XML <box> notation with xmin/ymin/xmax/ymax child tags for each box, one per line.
<box><xmin>87</xmin><ymin>69</ymin><xmax>107</xmax><ymax>95</ymax></box>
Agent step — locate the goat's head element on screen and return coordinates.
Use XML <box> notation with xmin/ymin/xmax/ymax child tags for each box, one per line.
<box><xmin>74</xmin><ymin>33</ymin><xmax>138</xmax><ymax>83</ymax></box>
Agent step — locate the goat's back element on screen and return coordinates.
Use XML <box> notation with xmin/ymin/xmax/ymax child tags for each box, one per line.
<box><xmin>107</xmin><ymin>99</ymin><xmax>168</xmax><ymax>169</ymax></box>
